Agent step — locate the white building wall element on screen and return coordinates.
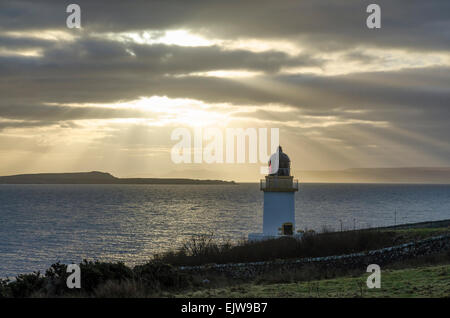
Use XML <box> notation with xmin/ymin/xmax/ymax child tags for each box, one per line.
<box><xmin>263</xmin><ymin>192</ymin><xmax>295</xmax><ymax>236</ymax></box>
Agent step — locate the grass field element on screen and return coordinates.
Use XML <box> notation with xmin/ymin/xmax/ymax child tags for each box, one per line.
<box><xmin>380</xmin><ymin>227</ymin><xmax>449</xmax><ymax>240</ymax></box>
<box><xmin>176</xmin><ymin>264</ymin><xmax>450</xmax><ymax>298</ymax></box>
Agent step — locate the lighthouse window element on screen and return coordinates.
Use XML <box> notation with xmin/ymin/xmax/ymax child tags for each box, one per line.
<box><xmin>282</xmin><ymin>223</ymin><xmax>293</xmax><ymax>236</ymax></box>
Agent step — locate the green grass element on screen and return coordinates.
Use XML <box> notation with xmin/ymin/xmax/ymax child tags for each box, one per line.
<box><xmin>384</xmin><ymin>227</ymin><xmax>449</xmax><ymax>240</ymax></box>
<box><xmin>176</xmin><ymin>264</ymin><xmax>450</xmax><ymax>298</ymax></box>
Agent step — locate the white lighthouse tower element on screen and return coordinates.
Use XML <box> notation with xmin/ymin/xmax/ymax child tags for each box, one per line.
<box><xmin>249</xmin><ymin>146</ymin><xmax>299</xmax><ymax>241</ymax></box>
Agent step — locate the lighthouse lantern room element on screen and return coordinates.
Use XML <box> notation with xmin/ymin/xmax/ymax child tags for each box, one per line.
<box><xmin>249</xmin><ymin>146</ymin><xmax>300</xmax><ymax>241</ymax></box>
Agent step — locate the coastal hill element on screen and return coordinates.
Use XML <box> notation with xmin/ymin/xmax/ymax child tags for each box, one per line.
<box><xmin>295</xmin><ymin>167</ymin><xmax>450</xmax><ymax>184</ymax></box>
<box><xmin>0</xmin><ymin>171</ymin><xmax>236</xmax><ymax>185</ymax></box>
<box><xmin>2</xmin><ymin>167</ymin><xmax>450</xmax><ymax>184</ymax></box>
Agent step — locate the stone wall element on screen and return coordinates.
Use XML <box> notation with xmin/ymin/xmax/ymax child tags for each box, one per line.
<box><xmin>179</xmin><ymin>235</ymin><xmax>450</xmax><ymax>279</ymax></box>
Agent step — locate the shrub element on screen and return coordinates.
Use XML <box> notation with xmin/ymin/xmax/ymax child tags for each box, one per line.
<box><xmin>0</xmin><ymin>278</ymin><xmax>11</xmax><ymax>298</ymax></box>
<box><xmin>79</xmin><ymin>260</ymin><xmax>134</xmax><ymax>292</ymax></box>
<box><xmin>44</xmin><ymin>262</ymin><xmax>70</xmax><ymax>296</ymax></box>
<box><xmin>93</xmin><ymin>279</ymin><xmax>146</xmax><ymax>298</ymax></box>
<box><xmin>154</xmin><ymin>230</ymin><xmax>398</xmax><ymax>266</ymax></box>
<box><xmin>9</xmin><ymin>272</ymin><xmax>45</xmax><ymax>298</ymax></box>
<box><xmin>133</xmin><ymin>262</ymin><xmax>191</xmax><ymax>292</ymax></box>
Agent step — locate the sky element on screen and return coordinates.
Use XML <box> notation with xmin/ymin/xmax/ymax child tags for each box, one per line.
<box><xmin>0</xmin><ymin>0</ymin><xmax>449</xmax><ymax>181</ymax></box>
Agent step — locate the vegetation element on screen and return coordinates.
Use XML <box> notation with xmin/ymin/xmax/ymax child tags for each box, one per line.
<box><xmin>176</xmin><ymin>264</ymin><xmax>450</xmax><ymax>298</ymax></box>
<box><xmin>154</xmin><ymin>227</ymin><xmax>450</xmax><ymax>266</ymax></box>
<box><xmin>0</xmin><ymin>260</ymin><xmax>192</xmax><ymax>298</ymax></box>
<box><xmin>0</xmin><ymin>226</ymin><xmax>448</xmax><ymax>298</ymax></box>
<box><xmin>380</xmin><ymin>227</ymin><xmax>450</xmax><ymax>240</ymax></box>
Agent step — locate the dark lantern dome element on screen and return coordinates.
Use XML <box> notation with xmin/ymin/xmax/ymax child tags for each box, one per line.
<box><xmin>269</xmin><ymin>146</ymin><xmax>291</xmax><ymax>176</ymax></box>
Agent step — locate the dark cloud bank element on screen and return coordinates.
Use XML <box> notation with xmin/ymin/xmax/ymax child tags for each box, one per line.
<box><xmin>0</xmin><ymin>0</ymin><xmax>449</xmax><ymax>165</ymax></box>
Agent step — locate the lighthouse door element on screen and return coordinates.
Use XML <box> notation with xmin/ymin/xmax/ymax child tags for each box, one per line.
<box><xmin>281</xmin><ymin>222</ymin><xmax>293</xmax><ymax>236</ymax></box>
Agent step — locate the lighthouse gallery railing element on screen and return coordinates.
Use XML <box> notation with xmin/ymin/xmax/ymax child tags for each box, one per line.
<box><xmin>260</xmin><ymin>177</ymin><xmax>299</xmax><ymax>191</ymax></box>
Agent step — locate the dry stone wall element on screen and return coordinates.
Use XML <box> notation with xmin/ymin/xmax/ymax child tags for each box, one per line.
<box><xmin>179</xmin><ymin>235</ymin><xmax>450</xmax><ymax>279</ymax></box>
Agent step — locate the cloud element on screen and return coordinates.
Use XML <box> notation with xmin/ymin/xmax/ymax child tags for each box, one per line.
<box><xmin>0</xmin><ymin>103</ymin><xmax>150</xmax><ymax>121</ymax></box>
<box><xmin>1</xmin><ymin>37</ymin><xmax>322</xmax><ymax>75</ymax></box>
<box><xmin>0</xmin><ymin>0</ymin><xmax>449</xmax><ymax>174</ymax></box>
<box><xmin>1</xmin><ymin>1</ymin><xmax>448</xmax><ymax>52</ymax></box>
<box><xmin>1</xmin><ymin>66</ymin><xmax>449</xmax><ymax>137</ymax></box>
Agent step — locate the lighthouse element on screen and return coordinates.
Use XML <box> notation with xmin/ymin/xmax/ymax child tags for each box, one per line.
<box><xmin>249</xmin><ymin>146</ymin><xmax>299</xmax><ymax>241</ymax></box>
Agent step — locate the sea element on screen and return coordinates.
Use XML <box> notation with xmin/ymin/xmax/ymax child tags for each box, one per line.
<box><xmin>1</xmin><ymin>183</ymin><xmax>449</xmax><ymax>277</ymax></box>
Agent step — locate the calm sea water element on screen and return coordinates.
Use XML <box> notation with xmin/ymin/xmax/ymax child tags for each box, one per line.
<box><xmin>1</xmin><ymin>183</ymin><xmax>449</xmax><ymax>277</ymax></box>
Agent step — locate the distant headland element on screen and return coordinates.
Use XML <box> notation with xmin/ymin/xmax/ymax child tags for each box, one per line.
<box><xmin>0</xmin><ymin>171</ymin><xmax>236</xmax><ymax>185</ymax></box>
<box><xmin>295</xmin><ymin>167</ymin><xmax>450</xmax><ymax>184</ymax></box>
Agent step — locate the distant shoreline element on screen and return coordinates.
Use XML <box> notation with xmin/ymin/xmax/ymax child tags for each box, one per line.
<box><xmin>0</xmin><ymin>171</ymin><xmax>236</xmax><ymax>185</ymax></box>
<box><xmin>293</xmin><ymin>167</ymin><xmax>450</xmax><ymax>184</ymax></box>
